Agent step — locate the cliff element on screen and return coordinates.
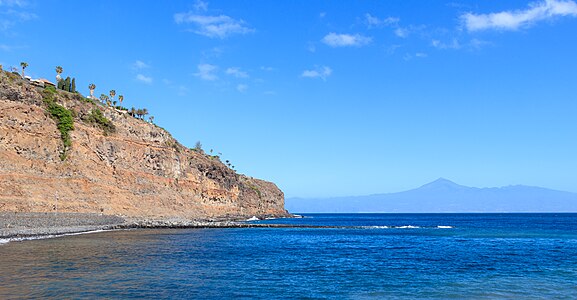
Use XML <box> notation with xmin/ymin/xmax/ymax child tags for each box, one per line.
<box><xmin>0</xmin><ymin>70</ymin><xmax>288</xmax><ymax>220</ymax></box>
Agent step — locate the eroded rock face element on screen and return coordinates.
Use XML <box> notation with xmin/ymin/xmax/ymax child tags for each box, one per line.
<box><xmin>0</xmin><ymin>71</ymin><xmax>288</xmax><ymax>219</ymax></box>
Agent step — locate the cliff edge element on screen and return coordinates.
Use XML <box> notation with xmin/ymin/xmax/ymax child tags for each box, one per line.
<box><xmin>0</xmin><ymin>70</ymin><xmax>289</xmax><ymax>220</ymax></box>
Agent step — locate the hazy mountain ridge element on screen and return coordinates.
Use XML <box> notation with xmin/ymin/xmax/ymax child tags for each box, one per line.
<box><xmin>286</xmin><ymin>178</ymin><xmax>577</xmax><ymax>213</ymax></box>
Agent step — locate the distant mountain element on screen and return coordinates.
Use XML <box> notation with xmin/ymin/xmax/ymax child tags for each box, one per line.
<box><xmin>286</xmin><ymin>178</ymin><xmax>577</xmax><ymax>213</ymax></box>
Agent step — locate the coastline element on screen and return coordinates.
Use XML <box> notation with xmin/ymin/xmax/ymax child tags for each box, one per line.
<box><xmin>0</xmin><ymin>212</ymin><xmax>301</xmax><ymax>243</ymax></box>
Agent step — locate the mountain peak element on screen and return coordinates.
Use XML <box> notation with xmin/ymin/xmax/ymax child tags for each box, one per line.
<box><xmin>418</xmin><ymin>178</ymin><xmax>465</xmax><ymax>190</ymax></box>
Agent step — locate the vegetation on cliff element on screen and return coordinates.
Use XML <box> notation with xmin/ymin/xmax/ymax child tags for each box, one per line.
<box><xmin>42</xmin><ymin>86</ymin><xmax>74</xmax><ymax>160</ymax></box>
<box><xmin>84</xmin><ymin>108</ymin><xmax>116</xmax><ymax>135</ymax></box>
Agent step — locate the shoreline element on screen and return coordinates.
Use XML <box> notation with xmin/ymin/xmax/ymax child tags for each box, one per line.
<box><xmin>0</xmin><ymin>212</ymin><xmax>304</xmax><ymax>243</ymax></box>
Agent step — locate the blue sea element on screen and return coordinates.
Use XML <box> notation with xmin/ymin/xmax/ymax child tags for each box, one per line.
<box><xmin>1</xmin><ymin>213</ymin><xmax>577</xmax><ymax>299</ymax></box>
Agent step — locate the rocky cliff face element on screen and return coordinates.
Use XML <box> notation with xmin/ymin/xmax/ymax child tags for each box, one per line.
<box><xmin>0</xmin><ymin>71</ymin><xmax>288</xmax><ymax>220</ymax></box>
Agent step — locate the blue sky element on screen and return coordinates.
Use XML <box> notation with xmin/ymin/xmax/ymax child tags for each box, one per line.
<box><xmin>2</xmin><ymin>0</ymin><xmax>576</xmax><ymax>197</ymax></box>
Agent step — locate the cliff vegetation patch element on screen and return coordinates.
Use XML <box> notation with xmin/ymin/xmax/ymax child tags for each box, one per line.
<box><xmin>84</xmin><ymin>108</ymin><xmax>116</xmax><ymax>135</ymax></box>
<box><xmin>42</xmin><ymin>85</ymin><xmax>74</xmax><ymax>160</ymax></box>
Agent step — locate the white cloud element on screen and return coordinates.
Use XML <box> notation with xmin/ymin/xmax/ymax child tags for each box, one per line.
<box><xmin>0</xmin><ymin>44</ymin><xmax>13</xmax><ymax>51</ymax></box>
<box><xmin>136</xmin><ymin>74</ymin><xmax>153</xmax><ymax>84</ymax></box>
<box><xmin>365</xmin><ymin>13</ymin><xmax>399</xmax><ymax>28</ymax></box>
<box><xmin>0</xmin><ymin>0</ymin><xmax>27</xmax><ymax>7</ymax></box>
<box><xmin>260</xmin><ymin>66</ymin><xmax>274</xmax><ymax>71</ymax></box>
<box><xmin>174</xmin><ymin>12</ymin><xmax>254</xmax><ymax>39</ymax></box>
<box><xmin>133</xmin><ymin>60</ymin><xmax>150</xmax><ymax>70</ymax></box>
<box><xmin>394</xmin><ymin>27</ymin><xmax>409</xmax><ymax>38</ymax></box>
<box><xmin>415</xmin><ymin>52</ymin><xmax>428</xmax><ymax>58</ymax></box>
<box><xmin>461</xmin><ymin>0</ymin><xmax>577</xmax><ymax>32</ymax></box>
<box><xmin>301</xmin><ymin>66</ymin><xmax>333</xmax><ymax>81</ymax></box>
<box><xmin>194</xmin><ymin>0</ymin><xmax>208</xmax><ymax>12</ymax></box>
<box><xmin>236</xmin><ymin>84</ymin><xmax>248</xmax><ymax>92</ymax></box>
<box><xmin>322</xmin><ymin>33</ymin><xmax>372</xmax><ymax>47</ymax></box>
<box><xmin>194</xmin><ymin>63</ymin><xmax>218</xmax><ymax>80</ymax></box>
<box><xmin>225</xmin><ymin>67</ymin><xmax>249</xmax><ymax>78</ymax></box>
<box><xmin>432</xmin><ymin>39</ymin><xmax>462</xmax><ymax>50</ymax></box>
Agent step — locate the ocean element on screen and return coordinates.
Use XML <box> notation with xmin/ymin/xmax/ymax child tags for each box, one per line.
<box><xmin>1</xmin><ymin>213</ymin><xmax>576</xmax><ymax>299</ymax></box>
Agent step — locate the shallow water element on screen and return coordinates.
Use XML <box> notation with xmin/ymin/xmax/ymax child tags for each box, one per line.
<box><xmin>1</xmin><ymin>214</ymin><xmax>576</xmax><ymax>299</ymax></box>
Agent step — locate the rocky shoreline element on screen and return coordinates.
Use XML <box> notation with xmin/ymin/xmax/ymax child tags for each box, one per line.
<box><xmin>0</xmin><ymin>212</ymin><xmax>310</xmax><ymax>242</ymax></box>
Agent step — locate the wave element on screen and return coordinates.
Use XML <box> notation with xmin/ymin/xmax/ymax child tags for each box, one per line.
<box><xmin>363</xmin><ymin>225</ymin><xmax>454</xmax><ymax>230</ymax></box>
<box><xmin>0</xmin><ymin>229</ymin><xmax>111</xmax><ymax>245</ymax></box>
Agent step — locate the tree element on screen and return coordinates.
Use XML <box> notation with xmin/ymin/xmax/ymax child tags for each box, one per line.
<box><xmin>129</xmin><ymin>107</ymin><xmax>136</xmax><ymax>117</ymax></box>
<box><xmin>88</xmin><ymin>83</ymin><xmax>96</xmax><ymax>99</ymax></box>
<box><xmin>20</xmin><ymin>62</ymin><xmax>28</xmax><ymax>77</ymax></box>
<box><xmin>100</xmin><ymin>94</ymin><xmax>109</xmax><ymax>105</ymax></box>
<box><xmin>195</xmin><ymin>141</ymin><xmax>203</xmax><ymax>152</ymax></box>
<box><xmin>71</xmin><ymin>78</ymin><xmax>76</xmax><ymax>93</ymax></box>
<box><xmin>55</xmin><ymin>66</ymin><xmax>63</xmax><ymax>81</ymax></box>
<box><xmin>64</xmin><ymin>76</ymin><xmax>71</xmax><ymax>91</ymax></box>
<box><xmin>118</xmin><ymin>95</ymin><xmax>124</xmax><ymax>105</ymax></box>
<box><xmin>109</xmin><ymin>90</ymin><xmax>116</xmax><ymax>101</ymax></box>
<box><xmin>142</xmin><ymin>108</ymin><xmax>148</xmax><ymax>119</ymax></box>
<box><xmin>149</xmin><ymin>116</ymin><xmax>154</xmax><ymax>123</ymax></box>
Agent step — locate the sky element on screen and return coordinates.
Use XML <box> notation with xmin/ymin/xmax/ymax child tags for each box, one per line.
<box><xmin>1</xmin><ymin>0</ymin><xmax>576</xmax><ymax>197</ymax></box>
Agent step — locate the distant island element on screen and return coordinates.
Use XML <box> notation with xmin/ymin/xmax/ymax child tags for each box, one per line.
<box><xmin>286</xmin><ymin>178</ymin><xmax>577</xmax><ymax>213</ymax></box>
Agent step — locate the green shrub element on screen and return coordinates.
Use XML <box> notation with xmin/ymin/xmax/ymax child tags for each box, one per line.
<box><xmin>41</xmin><ymin>86</ymin><xmax>74</xmax><ymax>160</ymax></box>
<box><xmin>85</xmin><ymin>108</ymin><xmax>116</xmax><ymax>135</ymax></box>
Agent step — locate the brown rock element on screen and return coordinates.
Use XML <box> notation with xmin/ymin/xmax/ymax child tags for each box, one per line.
<box><xmin>0</xmin><ymin>70</ymin><xmax>288</xmax><ymax>220</ymax></box>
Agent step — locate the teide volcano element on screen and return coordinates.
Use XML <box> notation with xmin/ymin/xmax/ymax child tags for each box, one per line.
<box><xmin>286</xmin><ymin>178</ymin><xmax>577</xmax><ymax>213</ymax></box>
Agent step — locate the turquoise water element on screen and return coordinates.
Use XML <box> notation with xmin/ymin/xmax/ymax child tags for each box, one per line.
<box><xmin>1</xmin><ymin>214</ymin><xmax>577</xmax><ymax>299</ymax></box>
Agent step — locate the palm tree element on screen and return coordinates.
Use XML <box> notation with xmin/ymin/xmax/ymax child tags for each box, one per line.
<box><xmin>149</xmin><ymin>116</ymin><xmax>154</xmax><ymax>123</ymax></box>
<box><xmin>118</xmin><ymin>95</ymin><xmax>124</xmax><ymax>105</ymax></box>
<box><xmin>100</xmin><ymin>94</ymin><xmax>109</xmax><ymax>105</ymax></box>
<box><xmin>142</xmin><ymin>108</ymin><xmax>148</xmax><ymax>119</ymax></box>
<box><xmin>109</xmin><ymin>90</ymin><xmax>116</xmax><ymax>102</ymax></box>
<box><xmin>130</xmin><ymin>107</ymin><xmax>136</xmax><ymax>117</ymax></box>
<box><xmin>55</xmin><ymin>66</ymin><xmax>63</xmax><ymax>81</ymax></box>
<box><xmin>20</xmin><ymin>62</ymin><xmax>28</xmax><ymax>77</ymax></box>
<box><xmin>88</xmin><ymin>83</ymin><xmax>96</xmax><ymax>99</ymax></box>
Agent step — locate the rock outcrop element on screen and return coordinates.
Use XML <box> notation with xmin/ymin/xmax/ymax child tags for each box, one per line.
<box><xmin>0</xmin><ymin>71</ymin><xmax>288</xmax><ymax>220</ymax></box>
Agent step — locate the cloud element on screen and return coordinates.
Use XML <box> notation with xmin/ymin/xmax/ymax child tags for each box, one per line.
<box><xmin>0</xmin><ymin>0</ymin><xmax>27</xmax><ymax>7</ymax></box>
<box><xmin>194</xmin><ymin>0</ymin><xmax>208</xmax><ymax>12</ymax></box>
<box><xmin>431</xmin><ymin>39</ymin><xmax>462</xmax><ymax>50</ymax></box>
<box><xmin>236</xmin><ymin>84</ymin><xmax>248</xmax><ymax>92</ymax></box>
<box><xmin>260</xmin><ymin>66</ymin><xmax>274</xmax><ymax>71</ymax></box>
<box><xmin>174</xmin><ymin>12</ymin><xmax>254</xmax><ymax>39</ymax></box>
<box><xmin>461</xmin><ymin>0</ymin><xmax>577</xmax><ymax>32</ymax></box>
<box><xmin>225</xmin><ymin>67</ymin><xmax>249</xmax><ymax>78</ymax></box>
<box><xmin>322</xmin><ymin>33</ymin><xmax>372</xmax><ymax>47</ymax></box>
<box><xmin>194</xmin><ymin>63</ymin><xmax>218</xmax><ymax>80</ymax></box>
<box><xmin>394</xmin><ymin>27</ymin><xmax>409</xmax><ymax>38</ymax></box>
<box><xmin>301</xmin><ymin>66</ymin><xmax>332</xmax><ymax>81</ymax></box>
<box><xmin>136</xmin><ymin>74</ymin><xmax>153</xmax><ymax>84</ymax></box>
<box><xmin>0</xmin><ymin>44</ymin><xmax>13</xmax><ymax>51</ymax></box>
<box><xmin>364</xmin><ymin>13</ymin><xmax>399</xmax><ymax>28</ymax></box>
<box><xmin>133</xmin><ymin>60</ymin><xmax>150</xmax><ymax>70</ymax></box>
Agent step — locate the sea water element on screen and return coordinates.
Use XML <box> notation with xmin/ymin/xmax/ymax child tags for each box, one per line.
<box><xmin>1</xmin><ymin>213</ymin><xmax>576</xmax><ymax>299</ymax></box>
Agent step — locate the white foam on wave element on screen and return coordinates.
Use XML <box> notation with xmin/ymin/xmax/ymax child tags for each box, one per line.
<box><xmin>246</xmin><ymin>216</ymin><xmax>260</xmax><ymax>221</ymax></box>
<box><xmin>367</xmin><ymin>226</ymin><xmax>390</xmax><ymax>229</ymax></box>
<box><xmin>396</xmin><ymin>225</ymin><xmax>420</xmax><ymax>229</ymax></box>
<box><xmin>0</xmin><ymin>229</ymin><xmax>111</xmax><ymax>245</ymax></box>
<box><xmin>437</xmin><ymin>226</ymin><xmax>453</xmax><ymax>229</ymax></box>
